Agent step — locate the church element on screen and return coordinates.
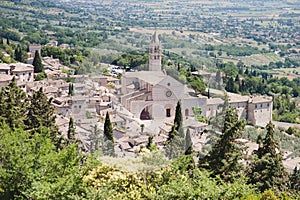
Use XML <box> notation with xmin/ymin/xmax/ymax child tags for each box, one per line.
<box><xmin>120</xmin><ymin>32</ymin><xmax>207</xmax><ymax>120</ymax></box>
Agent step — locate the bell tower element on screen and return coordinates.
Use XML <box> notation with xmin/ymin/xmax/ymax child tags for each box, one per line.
<box><xmin>149</xmin><ymin>31</ymin><xmax>162</xmax><ymax>71</ymax></box>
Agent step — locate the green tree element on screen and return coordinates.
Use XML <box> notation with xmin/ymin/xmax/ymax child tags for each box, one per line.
<box><xmin>32</xmin><ymin>50</ymin><xmax>43</xmax><ymax>73</ymax></box>
<box><xmin>0</xmin><ymin>125</ymin><xmax>46</xmax><ymax>199</ymax></box>
<box><xmin>14</xmin><ymin>44</ymin><xmax>27</xmax><ymax>63</ymax></box>
<box><xmin>185</xmin><ymin>128</ymin><xmax>193</xmax><ymax>155</ymax></box>
<box><xmin>0</xmin><ymin>77</ymin><xmax>29</xmax><ymax>129</ymax></box>
<box><xmin>248</xmin><ymin>122</ymin><xmax>289</xmax><ymax>193</ymax></box>
<box><xmin>200</xmin><ymin>108</ymin><xmax>246</xmax><ymax>182</ymax></box>
<box><xmin>68</xmin><ymin>83</ymin><xmax>74</xmax><ymax>96</ymax></box>
<box><xmin>189</xmin><ymin>76</ymin><xmax>206</xmax><ymax>94</ymax></box>
<box><xmin>26</xmin><ymin>88</ymin><xmax>56</xmax><ymax>130</ymax></box>
<box><xmin>67</xmin><ymin>117</ymin><xmax>76</xmax><ymax>145</ymax></box>
<box><xmin>103</xmin><ymin>112</ymin><xmax>115</xmax><ymax>156</ymax></box>
<box><xmin>26</xmin><ymin>87</ymin><xmax>59</xmax><ymax>148</ymax></box>
<box><xmin>173</xmin><ymin>100</ymin><xmax>183</xmax><ymax>132</ymax></box>
<box><xmin>166</xmin><ymin>100</ymin><xmax>185</xmax><ymax>159</ymax></box>
<box><xmin>192</xmin><ymin>106</ymin><xmax>207</xmax><ymax>123</ymax></box>
<box><xmin>146</xmin><ymin>134</ymin><xmax>157</xmax><ymax>152</ymax></box>
<box><xmin>14</xmin><ymin>44</ymin><xmax>23</xmax><ymax>62</ymax></box>
<box><xmin>290</xmin><ymin>166</ymin><xmax>300</xmax><ymax>192</ymax></box>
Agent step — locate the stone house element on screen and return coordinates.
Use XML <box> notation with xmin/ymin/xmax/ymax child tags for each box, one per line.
<box><xmin>28</xmin><ymin>44</ymin><xmax>41</xmax><ymax>58</ymax></box>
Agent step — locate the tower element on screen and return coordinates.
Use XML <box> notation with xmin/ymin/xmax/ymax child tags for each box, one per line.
<box><xmin>149</xmin><ymin>31</ymin><xmax>162</xmax><ymax>71</ymax></box>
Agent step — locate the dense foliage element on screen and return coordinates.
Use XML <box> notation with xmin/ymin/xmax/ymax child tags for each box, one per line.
<box><xmin>200</xmin><ymin>108</ymin><xmax>246</xmax><ymax>182</ymax></box>
<box><xmin>0</xmin><ymin>80</ymin><xmax>298</xmax><ymax>199</ymax></box>
<box><xmin>248</xmin><ymin>122</ymin><xmax>289</xmax><ymax>193</ymax></box>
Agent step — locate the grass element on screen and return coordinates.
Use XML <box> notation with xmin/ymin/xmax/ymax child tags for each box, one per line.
<box><xmin>241</xmin><ymin>53</ymin><xmax>282</xmax><ymax>66</ymax></box>
<box><xmin>272</xmin><ymin>67</ymin><xmax>300</xmax><ymax>80</ymax></box>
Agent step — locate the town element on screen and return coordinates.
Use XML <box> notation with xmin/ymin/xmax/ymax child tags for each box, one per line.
<box><xmin>0</xmin><ymin>0</ymin><xmax>299</xmax><ymax>198</ymax></box>
<box><xmin>1</xmin><ymin>33</ymin><xmax>297</xmax><ymax>166</ymax></box>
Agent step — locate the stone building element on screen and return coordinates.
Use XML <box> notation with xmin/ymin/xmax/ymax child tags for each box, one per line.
<box><xmin>0</xmin><ymin>63</ymin><xmax>34</xmax><ymax>90</ymax></box>
<box><xmin>28</xmin><ymin>44</ymin><xmax>42</xmax><ymax>58</ymax></box>
<box><xmin>121</xmin><ymin>32</ymin><xmax>207</xmax><ymax>120</ymax></box>
<box><xmin>206</xmin><ymin>89</ymin><xmax>273</xmax><ymax>127</ymax></box>
<box><xmin>120</xmin><ymin>32</ymin><xmax>273</xmax><ymax>127</ymax></box>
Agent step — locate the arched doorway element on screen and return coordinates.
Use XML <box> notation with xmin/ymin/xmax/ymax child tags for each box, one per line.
<box><xmin>140</xmin><ymin>105</ymin><xmax>152</xmax><ymax>120</ymax></box>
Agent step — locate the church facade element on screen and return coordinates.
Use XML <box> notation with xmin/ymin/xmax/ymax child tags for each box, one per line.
<box><xmin>120</xmin><ymin>32</ymin><xmax>273</xmax><ymax>126</ymax></box>
<box><xmin>121</xmin><ymin>32</ymin><xmax>207</xmax><ymax>120</ymax></box>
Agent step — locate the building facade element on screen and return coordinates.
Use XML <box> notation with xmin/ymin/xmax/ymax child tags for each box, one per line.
<box><xmin>120</xmin><ymin>32</ymin><xmax>273</xmax><ymax>127</ymax></box>
<box><xmin>121</xmin><ymin>32</ymin><xmax>207</xmax><ymax>120</ymax></box>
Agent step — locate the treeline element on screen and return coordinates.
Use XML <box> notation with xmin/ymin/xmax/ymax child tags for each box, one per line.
<box><xmin>0</xmin><ymin>10</ymin><xmax>108</xmax><ymax>47</ymax></box>
<box><xmin>41</xmin><ymin>46</ymin><xmax>90</xmax><ymax>66</ymax></box>
<box><xmin>221</xmin><ymin>66</ymin><xmax>300</xmax><ymax>97</ymax></box>
<box><xmin>204</xmin><ymin>44</ymin><xmax>261</xmax><ymax>56</ymax></box>
<box><xmin>110</xmin><ymin>51</ymin><xmax>148</xmax><ymax>70</ymax></box>
<box><xmin>253</xmin><ymin>57</ymin><xmax>300</xmax><ymax>70</ymax></box>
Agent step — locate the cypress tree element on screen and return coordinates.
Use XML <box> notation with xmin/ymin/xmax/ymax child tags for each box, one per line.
<box><xmin>26</xmin><ymin>87</ymin><xmax>58</xmax><ymax>145</ymax></box>
<box><xmin>68</xmin><ymin>83</ymin><xmax>74</xmax><ymax>96</ymax></box>
<box><xmin>248</xmin><ymin>121</ymin><xmax>289</xmax><ymax>193</ymax></box>
<box><xmin>32</xmin><ymin>50</ymin><xmax>44</xmax><ymax>73</ymax></box>
<box><xmin>290</xmin><ymin>166</ymin><xmax>300</xmax><ymax>192</ymax></box>
<box><xmin>26</xmin><ymin>88</ymin><xmax>56</xmax><ymax>129</ymax></box>
<box><xmin>174</xmin><ymin>100</ymin><xmax>183</xmax><ymax>131</ymax></box>
<box><xmin>185</xmin><ymin>128</ymin><xmax>193</xmax><ymax>155</ymax></box>
<box><xmin>67</xmin><ymin>117</ymin><xmax>76</xmax><ymax>145</ymax></box>
<box><xmin>103</xmin><ymin>112</ymin><xmax>115</xmax><ymax>156</ymax></box>
<box><xmin>14</xmin><ymin>45</ymin><xmax>23</xmax><ymax>62</ymax></box>
<box><xmin>199</xmin><ymin>108</ymin><xmax>246</xmax><ymax>182</ymax></box>
<box><xmin>166</xmin><ymin>100</ymin><xmax>185</xmax><ymax>159</ymax></box>
<box><xmin>0</xmin><ymin>77</ymin><xmax>29</xmax><ymax>129</ymax></box>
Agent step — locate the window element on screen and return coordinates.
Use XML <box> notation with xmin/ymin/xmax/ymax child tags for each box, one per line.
<box><xmin>185</xmin><ymin>109</ymin><xmax>189</xmax><ymax>116</ymax></box>
<box><xmin>166</xmin><ymin>109</ymin><xmax>171</xmax><ymax>117</ymax></box>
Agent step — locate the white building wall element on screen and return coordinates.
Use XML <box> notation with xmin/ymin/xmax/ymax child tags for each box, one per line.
<box><xmin>13</xmin><ymin>71</ymin><xmax>34</xmax><ymax>83</ymax></box>
<box><xmin>156</xmin><ymin>76</ymin><xmax>185</xmax><ymax>100</ymax></box>
<box><xmin>206</xmin><ymin>104</ymin><xmax>222</xmax><ymax>118</ymax></box>
<box><xmin>182</xmin><ymin>97</ymin><xmax>207</xmax><ymax>118</ymax></box>
<box><xmin>248</xmin><ymin>101</ymin><xmax>272</xmax><ymax>127</ymax></box>
<box><xmin>228</xmin><ymin>102</ymin><xmax>248</xmax><ymax>120</ymax></box>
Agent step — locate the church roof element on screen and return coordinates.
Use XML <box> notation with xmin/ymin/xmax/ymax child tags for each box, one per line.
<box><xmin>151</xmin><ymin>31</ymin><xmax>159</xmax><ymax>43</ymax></box>
<box><xmin>124</xmin><ymin>71</ymin><xmax>166</xmax><ymax>85</ymax></box>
